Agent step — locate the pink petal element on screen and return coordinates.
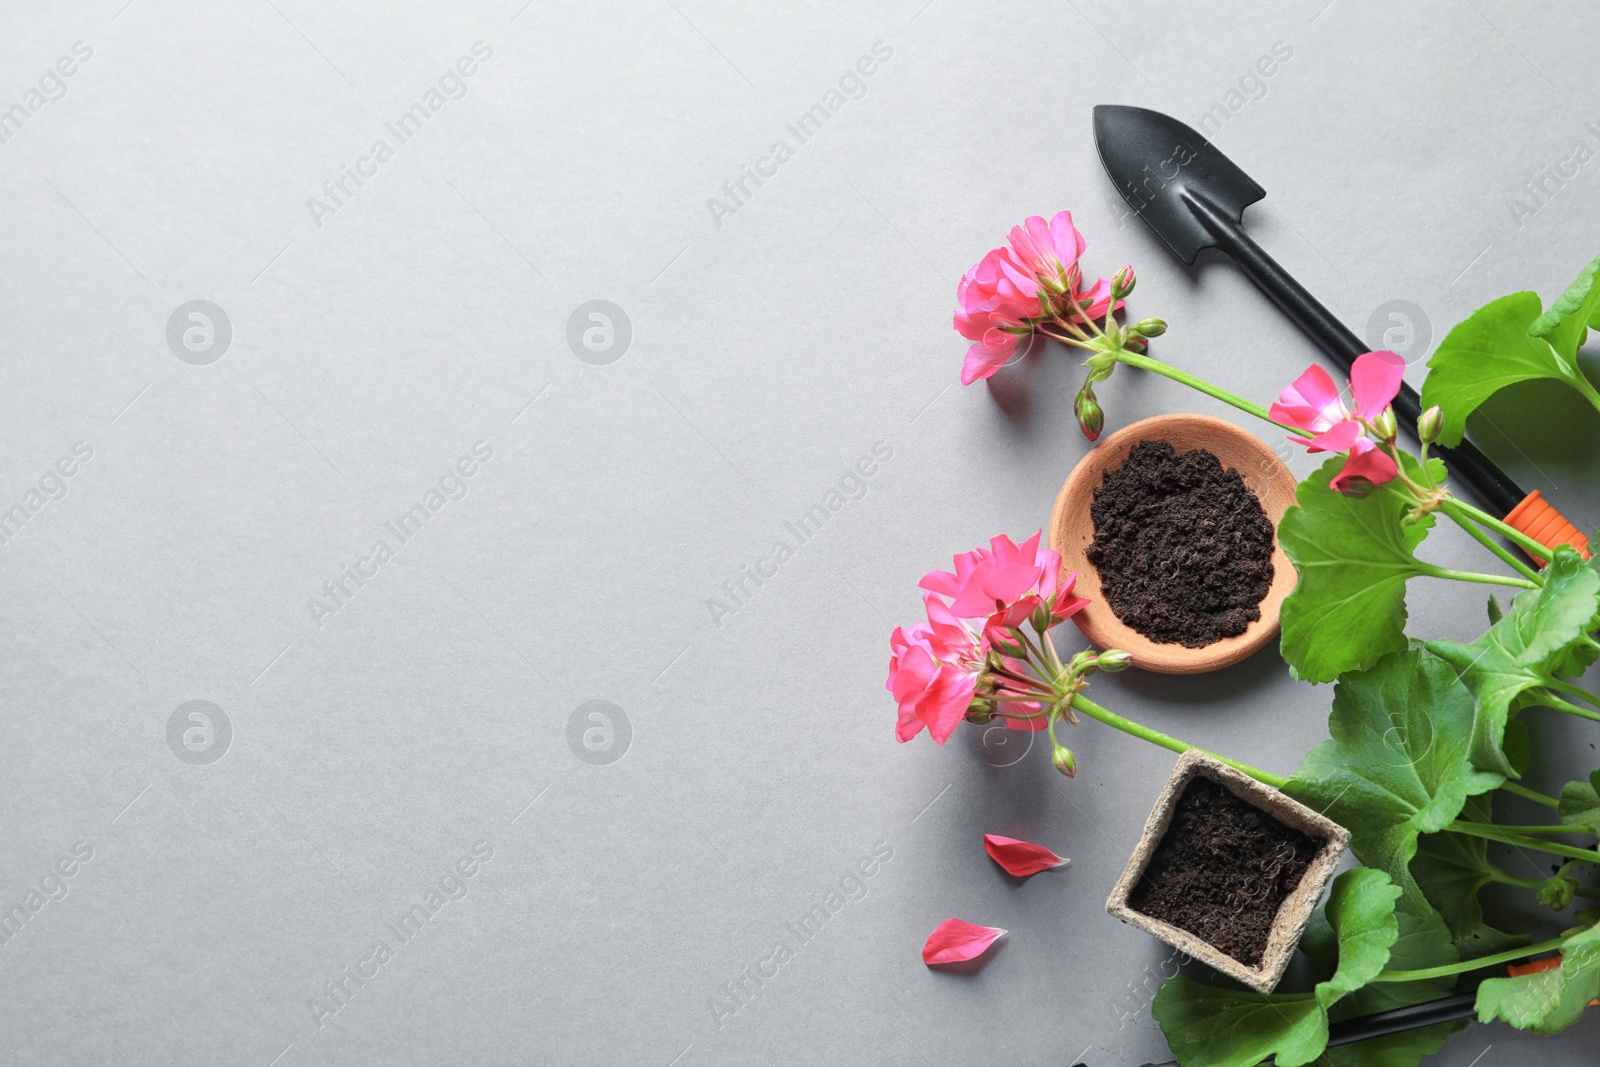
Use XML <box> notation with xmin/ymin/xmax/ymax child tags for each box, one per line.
<box><xmin>1068</xmin><ymin>277</ymin><xmax>1120</xmax><ymax>322</ymax></box>
<box><xmin>1046</xmin><ymin>210</ymin><xmax>1087</xmax><ymax>265</ymax></box>
<box><xmin>921</xmin><ymin>918</ymin><xmax>1007</xmax><ymax>965</ymax></box>
<box><xmin>1331</xmin><ymin>439</ymin><xmax>1399</xmax><ymax>493</ymax></box>
<box><xmin>888</xmin><ymin>645</ymin><xmax>939</xmax><ymax>709</ymax></box>
<box><xmin>983</xmin><ymin>594</ymin><xmax>1042</xmax><ymax>638</ymax></box>
<box><xmin>983</xmin><ymin>834</ymin><xmax>1070</xmax><ymax>877</ymax></box>
<box><xmin>1302</xmin><ymin>419</ymin><xmax>1363</xmax><ymax>454</ymax></box>
<box><xmin>1052</xmin><ymin>594</ymin><xmax>1091</xmax><ymax>622</ymax></box>
<box><xmin>1270</xmin><ymin>364</ymin><xmax>1346</xmax><ymax>434</ymax></box>
<box><xmin>918</xmin><ymin>669</ymin><xmax>978</xmax><ymax>745</ymax></box>
<box><xmin>895</xmin><ymin>700</ymin><xmax>925</xmax><ymax>742</ymax></box>
<box><xmin>1350</xmin><ymin>350</ymin><xmax>1406</xmax><ymax>420</ymax></box>
<box><xmin>960</xmin><ymin>334</ymin><xmax>1018</xmax><ymax>385</ymax></box>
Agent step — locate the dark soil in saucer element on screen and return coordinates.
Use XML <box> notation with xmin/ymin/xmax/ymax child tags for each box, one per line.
<box><xmin>1128</xmin><ymin>777</ymin><xmax>1321</xmax><ymax>967</ymax></box>
<box><xmin>1086</xmin><ymin>440</ymin><xmax>1274</xmax><ymax>647</ymax></box>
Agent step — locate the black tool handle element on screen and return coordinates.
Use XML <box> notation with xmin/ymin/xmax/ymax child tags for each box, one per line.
<box><xmin>1180</xmin><ymin>190</ymin><xmax>1526</xmax><ymax>517</ymax></box>
<box><xmin>1324</xmin><ymin>991</ymin><xmax>1477</xmax><ymax>1047</ymax></box>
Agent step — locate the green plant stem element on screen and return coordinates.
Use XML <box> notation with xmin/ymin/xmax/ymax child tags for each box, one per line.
<box><xmin>1374</xmin><ymin>937</ymin><xmax>1570</xmax><ymax>984</ymax></box>
<box><xmin>1536</xmin><ymin>692</ymin><xmax>1600</xmax><ymax>724</ymax></box>
<box><xmin>1446</xmin><ymin>498</ymin><xmax>1563</xmax><ymax>562</ymax></box>
<box><xmin>1066</xmin><ymin>693</ymin><xmax>1290</xmax><ymax>789</ymax></box>
<box><xmin>1483</xmin><ymin>867</ymin><xmax>1600</xmax><ymax>900</ymax></box>
<box><xmin>1039</xmin><ymin>325</ymin><xmax>1095</xmax><ymax>351</ymax></box>
<box><xmin>1419</xmin><ymin>564</ymin><xmax>1538</xmax><ymax>590</ymax></box>
<box><xmin>1016</xmin><ymin>627</ymin><xmax>1050</xmax><ymax>669</ymax></box>
<box><xmin>1462</xmin><ymin>823</ymin><xmax>1592</xmax><ymax>836</ymax></box>
<box><xmin>1112</xmin><ymin>352</ymin><xmax>1303</xmax><ymax>436</ymax></box>
<box><xmin>1502</xmin><ymin>781</ymin><xmax>1562</xmax><ymax>808</ymax></box>
<box><xmin>1446</xmin><ymin>822</ymin><xmax>1600</xmax><ymax>864</ymax></box>
<box><xmin>1545</xmin><ymin>677</ymin><xmax>1600</xmax><ymax>709</ymax></box>
<box><xmin>1487</xmin><ymin>868</ymin><xmax>1546</xmax><ymax>890</ymax></box>
<box><xmin>1441</xmin><ymin>503</ymin><xmax>1544</xmax><ymax>584</ymax></box>
<box><xmin>1565</xmin><ymin>364</ymin><xmax>1600</xmax><ymax>417</ymax></box>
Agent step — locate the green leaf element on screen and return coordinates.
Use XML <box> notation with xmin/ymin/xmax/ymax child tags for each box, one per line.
<box><xmin>1411</xmin><ymin>829</ymin><xmax>1495</xmax><ymax>939</ymax></box>
<box><xmin>1153</xmin><ymin>869</ymin><xmax>1402</xmax><ymax>1067</ymax></box>
<box><xmin>1531</xmin><ymin>252</ymin><xmax>1600</xmax><ymax>361</ymax></box>
<box><xmin>1342</xmin><ymin>898</ymin><xmax>1461</xmax><ymax>1014</ymax></box>
<box><xmin>1421</xmin><ymin>291</ymin><xmax>1588</xmax><ymax>447</ymax></box>
<box><xmin>1427</xmin><ymin>546</ymin><xmax>1600</xmax><ymax>776</ymax></box>
<box><xmin>1288</xmin><ymin>647</ymin><xmax>1502</xmax><ymax>906</ymax></box>
<box><xmin>1323</xmin><ymin>902</ymin><xmax>1466</xmax><ymax>1067</ymax></box>
<box><xmin>1319</xmin><ymin>868</ymin><xmax>1405</xmax><ymax>1001</ymax></box>
<box><xmin>1558</xmin><ymin>770</ymin><xmax>1600</xmax><ymax>834</ymax></box>
<box><xmin>1316</xmin><ymin>1022</ymin><xmax>1465</xmax><ymax>1067</ymax></box>
<box><xmin>1151</xmin><ymin>985</ymin><xmax>1323</xmax><ymax>1067</ymax></box>
<box><xmin>1278</xmin><ymin>455</ymin><xmax>1445</xmax><ymax>684</ymax></box>
<box><xmin>1451</xmin><ymin>921</ymin><xmax>1533</xmax><ymax>960</ymax></box>
<box><xmin>1475</xmin><ymin>922</ymin><xmax>1600</xmax><ymax>1035</ymax></box>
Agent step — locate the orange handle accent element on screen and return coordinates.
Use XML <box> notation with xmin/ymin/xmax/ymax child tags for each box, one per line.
<box><xmin>1503</xmin><ymin>491</ymin><xmax>1591</xmax><ymax>565</ymax></box>
<box><xmin>1506</xmin><ymin>955</ymin><xmax>1600</xmax><ymax>1004</ymax></box>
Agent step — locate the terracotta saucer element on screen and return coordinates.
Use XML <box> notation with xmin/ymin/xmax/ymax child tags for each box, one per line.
<box><xmin>1047</xmin><ymin>413</ymin><xmax>1298</xmax><ymax>674</ymax></box>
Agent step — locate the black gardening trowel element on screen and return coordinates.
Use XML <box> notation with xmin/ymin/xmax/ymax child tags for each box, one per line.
<box><xmin>1091</xmin><ymin>104</ymin><xmax>1585</xmax><ymax>557</ymax></box>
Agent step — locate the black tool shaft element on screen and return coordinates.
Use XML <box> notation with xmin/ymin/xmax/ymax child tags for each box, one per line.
<box><xmin>1324</xmin><ymin>991</ymin><xmax>1477</xmax><ymax>1047</ymax></box>
<box><xmin>1181</xmin><ymin>189</ymin><xmax>1527</xmax><ymax>516</ymax></box>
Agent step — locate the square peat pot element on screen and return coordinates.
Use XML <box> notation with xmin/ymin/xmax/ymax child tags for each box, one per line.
<box><xmin>1105</xmin><ymin>750</ymin><xmax>1350</xmax><ymax>993</ymax></box>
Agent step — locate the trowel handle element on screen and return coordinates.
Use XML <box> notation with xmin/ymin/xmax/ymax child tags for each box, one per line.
<box><xmin>1179</xmin><ymin>189</ymin><xmax>1526</xmax><ymax>517</ymax></box>
<box><xmin>1219</xmin><ymin>210</ymin><xmax>1592</xmax><ymax>561</ymax></box>
<box><xmin>1181</xmin><ymin>190</ymin><xmax>1593</xmax><ymax>563</ymax></box>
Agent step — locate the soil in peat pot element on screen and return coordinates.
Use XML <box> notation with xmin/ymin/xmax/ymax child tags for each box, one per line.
<box><xmin>1129</xmin><ymin>778</ymin><xmax>1322</xmax><ymax>967</ymax></box>
<box><xmin>1086</xmin><ymin>440</ymin><xmax>1274</xmax><ymax>648</ymax></box>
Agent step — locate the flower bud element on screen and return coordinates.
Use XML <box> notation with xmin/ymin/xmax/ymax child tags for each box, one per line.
<box><xmin>1371</xmin><ymin>405</ymin><xmax>1397</xmax><ymax>442</ymax></box>
<box><xmin>1539</xmin><ymin>875</ymin><xmax>1577</xmax><ymax>912</ymax></box>
<box><xmin>964</xmin><ymin>699</ymin><xmax>995</xmax><ymax>725</ymax></box>
<box><xmin>1418</xmin><ymin>405</ymin><xmax>1443</xmax><ymax>446</ymax></box>
<box><xmin>1096</xmin><ymin>649</ymin><xmax>1133</xmax><ymax>672</ymax></box>
<box><xmin>1132</xmin><ymin>317</ymin><xmax>1167</xmax><ymax>338</ymax></box>
<box><xmin>1110</xmin><ymin>265</ymin><xmax>1136</xmax><ymax>299</ymax></box>
<box><xmin>1123</xmin><ymin>335</ymin><xmax>1147</xmax><ymax>353</ymax></box>
<box><xmin>1030</xmin><ymin>601</ymin><xmax>1053</xmax><ymax>632</ymax></box>
<box><xmin>1075</xmin><ymin>390</ymin><xmax>1104</xmax><ymax>442</ymax></box>
<box><xmin>990</xmin><ymin>632</ymin><xmax>1025</xmax><ymax>658</ymax></box>
<box><xmin>1337</xmin><ymin>475</ymin><xmax>1376</xmax><ymax>497</ymax></box>
<box><xmin>1052</xmin><ymin>745</ymin><xmax>1077</xmax><ymax>778</ymax></box>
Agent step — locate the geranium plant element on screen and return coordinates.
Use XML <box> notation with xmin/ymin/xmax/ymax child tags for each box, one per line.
<box><xmin>898</xmin><ymin>214</ymin><xmax>1600</xmax><ymax>1066</ymax></box>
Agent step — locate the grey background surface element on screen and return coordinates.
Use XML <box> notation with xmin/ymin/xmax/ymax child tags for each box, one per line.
<box><xmin>3</xmin><ymin>0</ymin><xmax>1599</xmax><ymax>1064</ymax></box>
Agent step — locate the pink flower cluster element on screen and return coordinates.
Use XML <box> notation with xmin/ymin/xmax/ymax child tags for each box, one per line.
<box><xmin>887</xmin><ymin>533</ymin><xmax>1088</xmax><ymax>745</ymax></box>
<box><xmin>1270</xmin><ymin>350</ymin><xmax>1406</xmax><ymax>493</ymax></box>
<box><xmin>954</xmin><ymin>211</ymin><xmax>1120</xmax><ymax>386</ymax></box>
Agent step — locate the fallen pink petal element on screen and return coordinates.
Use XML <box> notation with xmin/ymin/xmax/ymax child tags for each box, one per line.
<box><xmin>983</xmin><ymin>834</ymin><xmax>1070</xmax><ymax>877</ymax></box>
<box><xmin>921</xmin><ymin>918</ymin><xmax>1008</xmax><ymax>965</ymax></box>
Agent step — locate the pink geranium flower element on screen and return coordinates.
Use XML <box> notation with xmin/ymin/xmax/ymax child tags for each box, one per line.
<box><xmin>1269</xmin><ymin>350</ymin><xmax>1406</xmax><ymax>493</ymax></box>
<box><xmin>1006</xmin><ymin>211</ymin><xmax>1088</xmax><ymax>290</ymax></box>
<box><xmin>888</xmin><ymin>596</ymin><xmax>988</xmax><ymax>745</ymax></box>
<box><xmin>954</xmin><ymin>247</ymin><xmax>1043</xmax><ymax>386</ymax></box>
<box><xmin>918</xmin><ymin>532</ymin><xmax>1087</xmax><ymax>626</ymax></box>
<box><xmin>954</xmin><ymin>211</ymin><xmax>1122</xmax><ymax>386</ymax></box>
<box><xmin>1006</xmin><ymin>210</ymin><xmax>1119</xmax><ymax>323</ymax></box>
<box><xmin>889</xmin><ymin>533</ymin><xmax>1092</xmax><ymax>745</ymax></box>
